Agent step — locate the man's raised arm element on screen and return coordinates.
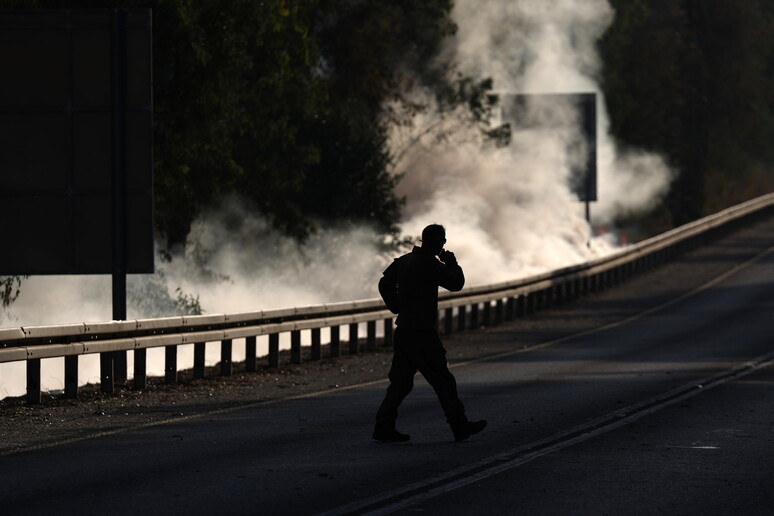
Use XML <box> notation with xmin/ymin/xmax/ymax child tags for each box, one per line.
<box><xmin>437</xmin><ymin>251</ymin><xmax>465</xmax><ymax>292</ymax></box>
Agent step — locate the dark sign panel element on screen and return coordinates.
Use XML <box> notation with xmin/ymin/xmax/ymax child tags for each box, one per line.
<box><xmin>500</xmin><ymin>93</ymin><xmax>597</xmax><ymax>202</ymax></box>
<box><xmin>0</xmin><ymin>9</ymin><xmax>153</xmax><ymax>274</ymax></box>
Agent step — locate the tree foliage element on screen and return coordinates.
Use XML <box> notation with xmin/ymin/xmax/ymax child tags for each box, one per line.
<box><xmin>0</xmin><ymin>276</ymin><xmax>26</xmax><ymax>309</ymax></box>
<box><xmin>601</xmin><ymin>0</ymin><xmax>774</xmax><ymax>227</ymax></box>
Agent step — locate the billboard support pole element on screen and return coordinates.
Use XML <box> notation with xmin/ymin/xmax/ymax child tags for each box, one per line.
<box><xmin>102</xmin><ymin>8</ymin><xmax>129</xmax><ymax>393</ymax></box>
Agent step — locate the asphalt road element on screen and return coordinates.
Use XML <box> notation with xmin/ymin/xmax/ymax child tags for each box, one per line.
<box><xmin>1</xmin><ymin>234</ymin><xmax>773</xmax><ymax>515</ymax></box>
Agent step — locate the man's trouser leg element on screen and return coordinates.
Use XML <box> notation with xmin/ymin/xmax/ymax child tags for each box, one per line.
<box><xmin>416</xmin><ymin>334</ymin><xmax>467</xmax><ymax>426</ymax></box>
<box><xmin>374</xmin><ymin>333</ymin><xmax>417</xmax><ymax>431</ymax></box>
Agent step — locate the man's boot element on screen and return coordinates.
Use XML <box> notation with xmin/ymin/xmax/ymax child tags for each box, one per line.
<box><xmin>451</xmin><ymin>420</ymin><xmax>487</xmax><ymax>442</ymax></box>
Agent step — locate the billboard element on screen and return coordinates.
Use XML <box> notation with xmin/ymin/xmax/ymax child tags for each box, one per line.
<box><xmin>500</xmin><ymin>93</ymin><xmax>597</xmax><ymax>203</ymax></box>
<box><xmin>0</xmin><ymin>9</ymin><xmax>153</xmax><ymax>274</ymax></box>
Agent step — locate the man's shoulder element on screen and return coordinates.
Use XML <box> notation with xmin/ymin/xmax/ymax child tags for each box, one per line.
<box><xmin>392</xmin><ymin>250</ymin><xmax>422</xmax><ymax>264</ymax></box>
<box><xmin>384</xmin><ymin>252</ymin><xmax>411</xmax><ymax>274</ymax></box>
<box><xmin>385</xmin><ymin>247</ymin><xmax>439</xmax><ymax>274</ymax></box>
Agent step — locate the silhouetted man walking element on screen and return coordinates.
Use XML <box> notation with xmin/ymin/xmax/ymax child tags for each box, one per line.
<box><xmin>373</xmin><ymin>224</ymin><xmax>486</xmax><ymax>442</ymax></box>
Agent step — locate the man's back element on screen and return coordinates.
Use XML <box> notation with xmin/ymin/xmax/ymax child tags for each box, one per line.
<box><xmin>379</xmin><ymin>246</ymin><xmax>464</xmax><ymax>330</ymax></box>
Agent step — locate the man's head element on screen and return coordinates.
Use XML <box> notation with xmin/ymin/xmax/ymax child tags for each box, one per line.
<box><xmin>421</xmin><ymin>224</ymin><xmax>446</xmax><ymax>254</ymax></box>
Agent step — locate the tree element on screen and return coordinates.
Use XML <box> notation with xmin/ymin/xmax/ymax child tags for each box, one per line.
<box><xmin>601</xmin><ymin>0</ymin><xmax>774</xmax><ymax>228</ymax></box>
<box><xmin>1</xmin><ymin>276</ymin><xmax>25</xmax><ymax>309</ymax></box>
<box><xmin>151</xmin><ymin>0</ymin><xmax>327</xmax><ymax>244</ymax></box>
<box><xmin>302</xmin><ymin>0</ymin><xmax>502</xmax><ymax>236</ymax></box>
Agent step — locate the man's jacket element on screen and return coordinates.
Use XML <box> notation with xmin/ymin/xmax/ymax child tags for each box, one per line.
<box><xmin>378</xmin><ymin>246</ymin><xmax>465</xmax><ymax>329</ymax></box>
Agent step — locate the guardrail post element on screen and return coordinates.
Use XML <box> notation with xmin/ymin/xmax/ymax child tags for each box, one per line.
<box><xmin>65</xmin><ymin>355</ymin><xmax>78</xmax><ymax>398</ymax></box>
<box><xmin>367</xmin><ymin>321</ymin><xmax>376</xmax><ymax>351</ymax></box>
<box><xmin>27</xmin><ymin>358</ymin><xmax>41</xmax><ymax>404</ymax></box>
<box><xmin>495</xmin><ymin>299</ymin><xmax>504</xmax><ymax>324</ymax></box>
<box><xmin>519</xmin><ymin>295</ymin><xmax>526</xmax><ymax>315</ymax></box>
<box><xmin>115</xmin><ymin>351</ymin><xmax>127</xmax><ymax>383</ymax></box>
<box><xmin>165</xmin><ymin>345</ymin><xmax>177</xmax><ymax>384</ymax></box>
<box><xmin>528</xmin><ymin>293</ymin><xmax>537</xmax><ymax>314</ymax></box>
<box><xmin>444</xmin><ymin>308</ymin><xmax>454</xmax><ymax>334</ymax></box>
<box><xmin>246</xmin><ymin>336</ymin><xmax>257</xmax><ymax>372</ymax></box>
<box><xmin>349</xmin><ymin>323</ymin><xmax>358</xmax><ymax>354</ymax></box>
<box><xmin>383</xmin><ymin>318</ymin><xmax>393</xmax><ymax>347</ymax></box>
<box><xmin>193</xmin><ymin>343</ymin><xmax>205</xmax><ymax>379</ymax></box>
<box><xmin>134</xmin><ymin>349</ymin><xmax>147</xmax><ymax>388</ymax></box>
<box><xmin>100</xmin><ymin>353</ymin><xmax>114</xmax><ymax>394</ymax></box>
<box><xmin>330</xmin><ymin>326</ymin><xmax>340</xmax><ymax>357</ymax></box>
<box><xmin>269</xmin><ymin>334</ymin><xmax>280</xmax><ymax>367</ymax></box>
<box><xmin>483</xmin><ymin>301</ymin><xmax>492</xmax><ymax>327</ymax></box>
<box><xmin>221</xmin><ymin>339</ymin><xmax>233</xmax><ymax>376</ymax></box>
<box><xmin>311</xmin><ymin>328</ymin><xmax>321</xmax><ymax>360</ymax></box>
<box><xmin>291</xmin><ymin>330</ymin><xmax>301</xmax><ymax>364</ymax></box>
<box><xmin>458</xmin><ymin>305</ymin><xmax>467</xmax><ymax>331</ymax></box>
<box><xmin>471</xmin><ymin>303</ymin><xmax>480</xmax><ymax>329</ymax></box>
<box><xmin>505</xmin><ymin>297</ymin><xmax>515</xmax><ymax>321</ymax></box>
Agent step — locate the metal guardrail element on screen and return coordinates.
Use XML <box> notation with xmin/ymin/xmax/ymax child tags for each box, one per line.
<box><xmin>3</xmin><ymin>192</ymin><xmax>774</xmax><ymax>403</ymax></box>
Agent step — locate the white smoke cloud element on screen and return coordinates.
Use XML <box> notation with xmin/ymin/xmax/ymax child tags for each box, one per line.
<box><xmin>160</xmin><ymin>196</ymin><xmax>387</xmax><ymax>312</ymax></box>
<box><xmin>0</xmin><ymin>197</ymin><xmax>385</xmax><ymax>329</ymax></box>
<box><xmin>392</xmin><ymin>0</ymin><xmax>672</xmax><ymax>285</ymax></box>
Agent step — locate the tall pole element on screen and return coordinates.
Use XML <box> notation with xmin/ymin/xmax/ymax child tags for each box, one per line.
<box><xmin>103</xmin><ymin>8</ymin><xmax>128</xmax><ymax>393</ymax></box>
